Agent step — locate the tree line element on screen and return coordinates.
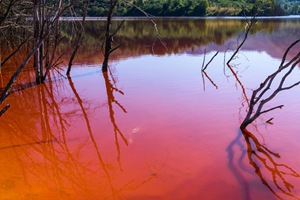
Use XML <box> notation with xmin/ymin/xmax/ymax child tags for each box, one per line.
<box><xmin>73</xmin><ymin>0</ymin><xmax>300</xmax><ymax>17</ymax></box>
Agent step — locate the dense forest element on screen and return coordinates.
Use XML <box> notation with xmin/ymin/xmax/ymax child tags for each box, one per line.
<box><xmin>74</xmin><ymin>0</ymin><xmax>300</xmax><ymax>17</ymax></box>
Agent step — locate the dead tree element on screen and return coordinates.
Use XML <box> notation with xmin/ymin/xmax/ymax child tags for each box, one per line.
<box><xmin>32</xmin><ymin>0</ymin><xmax>80</xmax><ymax>83</ymax></box>
<box><xmin>240</xmin><ymin>39</ymin><xmax>300</xmax><ymax>129</ymax></box>
<box><xmin>102</xmin><ymin>0</ymin><xmax>124</xmax><ymax>72</ymax></box>
<box><xmin>66</xmin><ymin>0</ymin><xmax>90</xmax><ymax>76</ymax></box>
<box><xmin>0</xmin><ymin>1</ymin><xmax>79</xmax><ymax>115</ymax></box>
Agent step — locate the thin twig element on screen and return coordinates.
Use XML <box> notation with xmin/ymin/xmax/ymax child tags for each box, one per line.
<box><xmin>202</xmin><ymin>51</ymin><xmax>219</xmax><ymax>71</ymax></box>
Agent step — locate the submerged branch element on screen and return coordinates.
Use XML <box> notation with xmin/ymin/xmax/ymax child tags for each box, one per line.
<box><xmin>0</xmin><ymin>104</ymin><xmax>10</xmax><ymax>116</ymax></box>
<box><xmin>227</xmin><ymin>15</ymin><xmax>256</xmax><ymax>65</ymax></box>
<box><xmin>202</xmin><ymin>51</ymin><xmax>219</xmax><ymax>71</ymax></box>
<box><xmin>240</xmin><ymin>39</ymin><xmax>300</xmax><ymax>129</ymax></box>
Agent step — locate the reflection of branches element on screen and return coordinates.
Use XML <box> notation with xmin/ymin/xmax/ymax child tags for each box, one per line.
<box><xmin>122</xmin><ymin>0</ymin><xmax>167</xmax><ymax>51</ymax></box>
<box><xmin>201</xmin><ymin>49</ymin><xmax>219</xmax><ymax>90</ymax></box>
<box><xmin>0</xmin><ymin>83</ymin><xmax>94</xmax><ymax>193</ymax></box>
<box><xmin>241</xmin><ymin>39</ymin><xmax>300</xmax><ymax>129</ymax></box>
<box><xmin>242</xmin><ymin>128</ymin><xmax>300</xmax><ymax>200</ymax></box>
<box><xmin>103</xmin><ymin>70</ymin><xmax>128</xmax><ymax>171</ymax></box>
<box><xmin>227</xmin><ymin>130</ymin><xmax>251</xmax><ymax>200</ymax></box>
<box><xmin>68</xmin><ymin>76</ymin><xmax>116</xmax><ymax>193</ymax></box>
<box><xmin>201</xmin><ymin>71</ymin><xmax>218</xmax><ymax>90</ymax></box>
<box><xmin>227</xmin><ymin>63</ymin><xmax>249</xmax><ymax>106</ymax></box>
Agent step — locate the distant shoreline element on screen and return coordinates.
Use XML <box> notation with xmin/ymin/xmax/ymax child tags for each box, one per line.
<box><xmin>60</xmin><ymin>15</ymin><xmax>300</xmax><ymax>21</ymax></box>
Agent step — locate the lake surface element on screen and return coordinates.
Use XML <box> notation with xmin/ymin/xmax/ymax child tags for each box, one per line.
<box><xmin>1</xmin><ymin>17</ymin><xmax>300</xmax><ymax>200</ymax></box>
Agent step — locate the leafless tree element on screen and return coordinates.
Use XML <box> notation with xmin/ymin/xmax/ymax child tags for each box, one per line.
<box><xmin>66</xmin><ymin>0</ymin><xmax>90</xmax><ymax>76</ymax></box>
<box><xmin>0</xmin><ymin>0</ymin><xmax>81</xmax><ymax>115</ymax></box>
<box><xmin>33</xmin><ymin>0</ymin><xmax>81</xmax><ymax>83</ymax></box>
<box><xmin>240</xmin><ymin>39</ymin><xmax>300</xmax><ymax>129</ymax></box>
<box><xmin>101</xmin><ymin>0</ymin><xmax>124</xmax><ymax>72</ymax></box>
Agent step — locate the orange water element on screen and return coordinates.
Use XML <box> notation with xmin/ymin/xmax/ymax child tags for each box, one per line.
<box><xmin>1</xmin><ymin>18</ymin><xmax>300</xmax><ymax>200</ymax></box>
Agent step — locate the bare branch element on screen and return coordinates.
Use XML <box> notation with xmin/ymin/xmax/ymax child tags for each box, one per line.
<box><xmin>202</xmin><ymin>51</ymin><xmax>219</xmax><ymax>71</ymax></box>
<box><xmin>1</xmin><ymin>36</ymin><xmax>30</xmax><ymax>67</ymax></box>
<box><xmin>227</xmin><ymin>15</ymin><xmax>256</xmax><ymax>65</ymax></box>
<box><xmin>0</xmin><ymin>104</ymin><xmax>10</xmax><ymax>116</ymax></box>
<box><xmin>240</xmin><ymin>39</ymin><xmax>300</xmax><ymax>129</ymax></box>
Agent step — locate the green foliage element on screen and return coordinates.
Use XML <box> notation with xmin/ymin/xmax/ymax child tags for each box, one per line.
<box><xmin>71</xmin><ymin>0</ymin><xmax>299</xmax><ymax>16</ymax></box>
<box><xmin>277</xmin><ymin>0</ymin><xmax>300</xmax><ymax>14</ymax></box>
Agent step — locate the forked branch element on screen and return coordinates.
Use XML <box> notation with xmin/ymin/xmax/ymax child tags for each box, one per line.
<box><xmin>240</xmin><ymin>39</ymin><xmax>300</xmax><ymax>129</ymax></box>
<box><xmin>227</xmin><ymin>14</ymin><xmax>257</xmax><ymax>65</ymax></box>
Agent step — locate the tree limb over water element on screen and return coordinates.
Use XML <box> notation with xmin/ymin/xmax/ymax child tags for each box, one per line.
<box><xmin>240</xmin><ymin>38</ymin><xmax>300</xmax><ymax>129</ymax></box>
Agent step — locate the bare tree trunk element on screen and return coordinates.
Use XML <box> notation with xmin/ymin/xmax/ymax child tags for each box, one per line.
<box><xmin>67</xmin><ymin>0</ymin><xmax>90</xmax><ymax>76</ymax></box>
<box><xmin>102</xmin><ymin>0</ymin><xmax>124</xmax><ymax>72</ymax></box>
<box><xmin>0</xmin><ymin>0</ymin><xmax>79</xmax><ymax>104</ymax></box>
<box><xmin>33</xmin><ymin>0</ymin><xmax>42</xmax><ymax>83</ymax></box>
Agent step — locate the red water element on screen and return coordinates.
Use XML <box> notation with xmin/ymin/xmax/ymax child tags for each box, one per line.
<box><xmin>1</xmin><ymin>19</ymin><xmax>300</xmax><ymax>200</ymax></box>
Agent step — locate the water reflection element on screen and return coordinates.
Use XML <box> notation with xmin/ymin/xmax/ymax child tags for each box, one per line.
<box><xmin>102</xmin><ymin>69</ymin><xmax>128</xmax><ymax>171</ymax></box>
<box><xmin>2</xmin><ymin>18</ymin><xmax>300</xmax><ymax>70</ymax></box>
<box><xmin>227</xmin><ymin>35</ymin><xmax>300</xmax><ymax>199</ymax></box>
<box><xmin>0</xmin><ymin>67</ymin><xmax>159</xmax><ymax>199</ymax></box>
<box><xmin>201</xmin><ymin>70</ymin><xmax>218</xmax><ymax>90</ymax></box>
<box><xmin>242</xmin><ymin>128</ymin><xmax>300</xmax><ymax>200</ymax></box>
<box><xmin>228</xmin><ymin>127</ymin><xmax>300</xmax><ymax>200</ymax></box>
